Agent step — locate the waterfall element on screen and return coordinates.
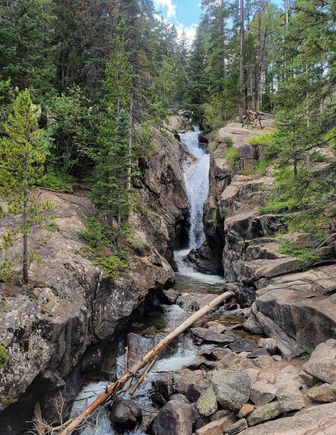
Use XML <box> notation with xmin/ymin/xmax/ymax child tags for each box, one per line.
<box><xmin>181</xmin><ymin>127</ymin><xmax>210</xmax><ymax>249</ymax></box>
<box><xmin>174</xmin><ymin>129</ymin><xmax>224</xmax><ymax>283</ymax></box>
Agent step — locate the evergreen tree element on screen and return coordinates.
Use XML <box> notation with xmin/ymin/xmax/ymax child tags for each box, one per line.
<box><xmin>0</xmin><ymin>90</ymin><xmax>48</xmax><ymax>283</ymax></box>
<box><xmin>0</xmin><ymin>0</ymin><xmax>56</xmax><ymax>98</ymax></box>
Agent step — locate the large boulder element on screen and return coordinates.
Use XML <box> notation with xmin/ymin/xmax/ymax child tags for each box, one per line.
<box><xmin>196</xmin><ymin>387</ymin><xmax>218</xmax><ymax>417</ymax></box>
<box><xmin>174</xmin><ymin>370</ymin><xmax>208</xmax><ymax>402</ymax></box>
<box><xmin>276</xmin><ymin>381</ymin><xmax>305</xmax><ymax>412</ymax></box>
<box><xmin>248</xmin><ymin>266</ymin><xmax>336</xmax><ymax>358</ymax></box>
<box><xmin>247</xmin><ymin>401</ymin><xmax>282</xmax><ymax>426</ymax></box>
<box><xmin>303</xmin><ymin>339</ymin><xmax>336</xmax><ymax>384</ymax></box>
<box><xmin>307</xmin><ymin>383</ymin><xmax>336</xmax><ymax>403</ymax></box>
<box><xmin>241</xmin><ymin>402</ymin><xmax>336</xmax><ymax>434</ymax></box>
<box><xmin>151</xmin><ymin>400</ymin><xmax>194</xmax><ymax>435</ymax></box>
<box><xmin>195</xmin><ymin>415</ymin><xmax>237</xmax><ymax>435</ymax></box>
<box><xmin>211</xmin><ymin>370</ymin><xmax>251</xmax><ymax>411</ymax></box>
<box><xmin>250</xmin><ymin>381</ymin><xmax>276</xmax><ymax>405</ymax></box>
<box><xmin>109</xmin><ymin>398</ymin><xmax>142</xmax><ymax>430</ymax></box>
<box><xmin>126</xmin><ymin>333</ymin><xmax>154</xmax><ymax>368</ymax></box>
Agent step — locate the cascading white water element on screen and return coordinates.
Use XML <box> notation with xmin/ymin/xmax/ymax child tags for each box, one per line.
<box><xmin>71</xmin><ymin>128</ymin><xmax>225</xmax><ymax>434</ymax></box>
<box><xmin>174</xmin><ymin>129</ymin><xmax>224</xmax><ymax>284</ymax></box>
<box><xmin>182</xmin><ymin>128</ymin><xmax>209</xmax><ymax>249</ymax></box>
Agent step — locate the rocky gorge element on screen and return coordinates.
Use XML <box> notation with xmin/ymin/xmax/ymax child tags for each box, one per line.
<box><xmin>0</xmin><ymin>116</ymin><xmax>336</xmax><ymax>435</ymax></box>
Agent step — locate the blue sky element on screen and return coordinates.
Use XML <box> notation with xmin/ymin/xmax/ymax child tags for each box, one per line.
<box><xmin>154</xmin><ymin>0</ymin><xmax>283</xmax><ymax>42</ymax></box>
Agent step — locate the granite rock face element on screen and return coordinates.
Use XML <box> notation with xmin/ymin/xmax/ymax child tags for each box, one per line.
<box><xmin>0</xmin><ymin>130</ymin><xmax>189</xmax><ymax>431</ymax></box>
<box><xmin>199</xmin><ymin>121</ymin><xmax>336</xmax><ymax>360</ymax></box>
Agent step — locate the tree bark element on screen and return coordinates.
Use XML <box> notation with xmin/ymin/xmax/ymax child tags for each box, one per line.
<box><xmin>58</xmin><ymin>290</ymin><xmax>234</xmax><ymax>435</ymax></box>
<box><xmin>239</xmin><ymin>0</ymin><xmax>245</xmax><ymax>122</ymax></box>
<box><xmin>127</xmin><ymin>96</ymin><xmax>133</xmax><ymax>192</ymax></box>
<box><xmin>22</xmin><ymin>162</ymin><xmax>29</xmax><ymax>284</ymax></box>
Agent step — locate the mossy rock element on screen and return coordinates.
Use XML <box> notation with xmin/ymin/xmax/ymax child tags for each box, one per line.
<box><xmin>196</xmin><ymin>387</ymin><xmax>218</xmax><ymax>417</ymax></box>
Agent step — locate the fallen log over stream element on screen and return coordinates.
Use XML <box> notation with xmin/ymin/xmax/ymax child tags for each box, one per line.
<box><xmin>58</xmin><ymin>290</ymin><xmax>234</xmax><ymax>434</ymax></box>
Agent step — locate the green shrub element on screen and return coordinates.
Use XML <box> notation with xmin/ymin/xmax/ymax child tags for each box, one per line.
<box><xmin>0</xmin><ymin>345</ymin><xmax>8</xmax><ymax>368</ymax></box>
<box><xmin>248</xmin><ymin>132</ymin><xmax>276</xmax><ymax>147</ymax></box>
<box><xmin>253</xmin><ymin>158</ymin><xmax>269</xmax><ymax>175</ymax></box>
<box><xmin>79</xmin><ymin>216</ymin><xmax>128</xmax><ymax>279</ymax></box>
<box><xmin>95</xmin><ymin>254</ymin><xmax>128</xmax><ymax>279</ymax></box>
<box><xmin>278</xmin><ymin>240</ymin><xmax>321</xmax><ymax>268</ymax></box>
<box><xmin>260</xmin><ymin>197</ymin><xmax>297</xmax><ymax>214</ymax></box>
<box><xmin>226</xmin><ymin>146</ymin><xmax>239</xmax><ymax>169</ymax></box>
<box><xmin>78</xmin><ymin>216</ymin><xmax>110</xmax><ymax>249</ymax></box>
<box><xmin>38</xmin><ymin>172</ymin><xmax>74</xmax><ymax>192</ymax></box>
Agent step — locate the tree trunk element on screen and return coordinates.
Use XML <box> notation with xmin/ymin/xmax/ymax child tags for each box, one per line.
<box><xmin>58</xmin><ymin>290</ymin><xmax>234</xmax><ymax>435</ymax></box>
<box><xmin>127</xmin><ymin>96</ymin><xmax>133</xmax><ymax>192</ymax></box>
<box><xmin>284</xmin><ymin>0</ymin><xmax>289</xmax><ymax>26</ymax></box>
<box><xmin>293</xmin><ymin>156</ymin><xmax>298</xmax><ymax>177</ymax></box>
<box><xmin>22</xmin><ymin>167</ymin><xmax>29</xmax><ymax>284</ymax></box>
<box><xmin>239</xmin><ymin>0</ymin><xmax>245</xmax><ymax>121</ymax></box>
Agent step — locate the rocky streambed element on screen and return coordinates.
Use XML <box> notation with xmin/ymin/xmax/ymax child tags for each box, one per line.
<box><xmin>1</xmin><ymin>118</ymin><xmax>336</xmax><ymax>434</ymax></box>
<box><xmin>71</xmin><ymin>276</ymin><xmax>336</xmax><ymax>435</ymax></box>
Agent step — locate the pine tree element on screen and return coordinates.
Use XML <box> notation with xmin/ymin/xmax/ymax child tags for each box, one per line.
<box><xmin>0</xmin><ymin>0</ymin><xmax>56</xmax><ymax>98</ymax></box>
<box><xmin>0</xmin><ymin>90</ymin><xmax>48</xmax><ymax>283</ymax></box>
<box><xmin>93</xmin><ymin>21</ymin><xmax>133</xmax><ymax>230</ymax></box>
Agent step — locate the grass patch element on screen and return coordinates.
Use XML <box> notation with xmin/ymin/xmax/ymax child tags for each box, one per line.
<box><xmin>278</xmin><ymin>240</ymin><xmax>321</xmax><ymax>268</ymax></box>
<box><xmin>0</xmin><ymin>345</ymin><xmax>9</xmax><ymax>369</ymax></box>
<box><xmin>79</xmin><ymin>216</ymin><xmax>128</xmax><ymax>279</ymax></box>
<box><xmin>38</xmin><ymin>171</ymin><xmax>74</xmax><ymax>192</ymax></box>
<box><xmin>248</xmin><ymin>132</ymin><xmax>276</xmax><ymax>147</ymax></box>
<box><xmin>226</xmin><ymin>146</ymin><xmax>239</xmax><ymax>169</ymax></box>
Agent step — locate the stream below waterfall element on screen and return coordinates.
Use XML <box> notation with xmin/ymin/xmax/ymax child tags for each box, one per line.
<box><xmin>71</xmin><ymin>129</ymin><xmax>229</xmax><ymax>434</ymax></box>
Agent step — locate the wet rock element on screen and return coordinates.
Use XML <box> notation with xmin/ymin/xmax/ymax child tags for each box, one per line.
<box><xmin>81</xmin><ymin>344</ymin><xmax>103</xmax><ymax>372</ymax></box>
<box><xmin>151</xmin><ymin>392</ymin><xmax>167</xmax><ymax>408</ymax></box>
<box><xmin>109</xmin><ymin>398</ymin><xmax>142</xmax><ymax>430</ymax></box>
<box><xmin>152</xmin><ymin>373</ymin><xmax>174</xmax><ymax>400</ymax></box>
<box><xmin>151</xmin><ymin>400</ymin><xmax>194</xmax><ymax>435</ymax></box>
<box><xmin>127</xmin><ymin>333</ymin><xmax>153</xmax><ymax>368</ymax></box>
<box><xmin>169</xmin><ymin>393</ymin><xmax>190</xmax><ymax>403</ymax></box>
<box><xmin>193</xmin><ymin>415</ymin><xmax>210</xmax><ymax>431</ymax></box>
<box><xmin>187</xmin><ymin>242</ymin><xmax>223</xmax><ymax>275</ymax></box>
<box><xmin>247</xmin><ymin>401</ymin><xmax>282</xmax><ymax>426</ymax></box>
<box><xmin>195</xmin><ymin>415</ymin><xmax>237</xmax><ymax>435</ymax></box>
<box><xmin>307</xmin><ymin>383</ymin><xmax>336</xmax><ymax>403</ymax></box>
<box><xmin>237</xmin><ymin>403</ymin><xmax>255</xmax><ymax>418</ymax></box>
<box><xmin>196</xmin><ymin>387</ymin><xmax>218</xmax><ymax>417</ymax></box>
<box><xmin>191</xmin><ymin>327</ymin><xmax>237</xmax><ymax>345</ymax></box>
<box><xmin>201</xmin><ymin>347</ymin><xmax>232</xmax><ymax>361</ymax></box>
<box><xmin>303</xmin><ymin>339</ymin><xmax>336</xmax><ymax>384</ymax></box>
<box><xmin>158</xmin><ymin>288</ymin><xmax>179</xmax><ymax>305</ymax></box>
<box><xmin>225</xmin><ymin>418</ymin><xmax>248</xmax><ymax>434</ymax></box>
<box><xmin>276</xmin><ymin>381</ymin><xmax>305</xmax><ymax>412</ymax></box>
<box><xmin>211</xmin><ymin>369</ymin><xmax>251</xmax><ymax>412</ymax></box>
<box><xmin>174</xmin><ymin>370</ymin><xmax>208</xmax><ymax>402</ymax></box>
<box><xmin>250</xmin><ymin>381</ymin><xmax>276</xmax><ymax>405</ymax></box>
<box><xmin>230</xmin><ymin>339</ymin><xmax>258</xmax><ymax>353</ymax></box>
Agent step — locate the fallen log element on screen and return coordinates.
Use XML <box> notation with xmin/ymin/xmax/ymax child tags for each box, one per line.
<box><xmin>58</xmin><ymin>290</ymin><xmax>233</xmax><ymax>434</ymax></box>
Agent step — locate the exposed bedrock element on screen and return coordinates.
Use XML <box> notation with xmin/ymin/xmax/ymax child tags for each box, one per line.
<box><xmin>0</xmin><ymin>129</ymin><xmax>189</xmax><ymax>432</ymax></box>
<box><xmin>201</xmin><ymin>122</ymin><xmax>336</xmax><ymax>360</ymax></box>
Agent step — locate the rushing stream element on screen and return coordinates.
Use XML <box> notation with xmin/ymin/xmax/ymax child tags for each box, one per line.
<box><xmin>72</xmin><ymin>129</ymin><xmax>226</xmax><ymax>434</ymax></box>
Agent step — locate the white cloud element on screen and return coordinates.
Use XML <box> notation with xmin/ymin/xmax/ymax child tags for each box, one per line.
<box><xmin>176</xmin><ymin>23</ymin><xmax>197</xmax><ymax>46</ymax></box>
<box><xmin>154</xmin><ymin>0</ymin><xmax>176</xmax><ymax>18</ymax></box>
